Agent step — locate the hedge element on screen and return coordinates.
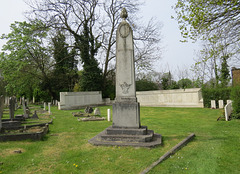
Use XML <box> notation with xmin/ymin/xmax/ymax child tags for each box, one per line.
<box><xmin>230</xmin><ymin>86</ymin><xmax>240</xmax><ymax>118</ymax></box>
<box><xmin>202</xmin><ymin>87</ymin><xmax>231</xmax><ymax>108</ymax></box>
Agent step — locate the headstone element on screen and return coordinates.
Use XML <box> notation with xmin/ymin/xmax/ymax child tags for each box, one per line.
<box><xmin>22</xmin><ymin>98</ymin><xmax>29</xmax><ymax>118</ymax></box>
<box><xmin>211</xmin><ymin>100</ymin><xmax>216</xmax><ymax>109</ymax></box>
<box><xmin>89</xmin><ymin>8</ymin><xmax>162</xmax><ymax>147</ymax></box>
<box><xmin>32</xmin><ymin>110</ymin><xmax>39</xmax><ymax>119</ymax></box>
<box><xmin>4</xmin><ymin>96</ymin><xmax>9</xmax><ymax>106</ymax></box>
<box><xmin>85</xmin><ymin>106</ymin><xmax>93</xmax><ymax>114</ymax></box>
<box><xmin>218</xmin><ymin>100</ymin><xmax>224</xmax><ymax>109</ymax></box>
<box><xmin>94</xmin><ymin>108</ymin><xmax>101</xmax><ymax>116</ymax></box>
<box><xmin>55</xmin><ymin>100</ymin><xmax>58</xmax><ymax>106</ymax></box>
<box><xmin>0</xmin><ymin>95</ymin><xmax>4</xmax><ymax>131</ymax></box>
<box><xmin>107</xmin><ymin>109</ymin><xmax>111</xmax><ymax>122</ymax></box>
<box><xmin>26</xmin><ymin>98</ymin><xmax>29</xmax><ymax>106</ymax></box>
<box><xmin>227</xmin><ymin>100</ymin><xmax>232</xmax><ymax>104</ymax></box>
<box><xmin>33</xmin><ymin>96</ymin><xmax>35</xmax><ymax>104</ymax></box>
<box><xmin>44</xmin><ymin>102</ymin><xmax>46</xmax><ymax>111</ymax></box>
<box><xmin>9</xmin><ymin>97</ymin><xmax>15</xmax><ymax>120</ymax></box>
<box><xmin>48</xmin><ymin>102</ymin><xmax>51</xmax><ymax>114</ymax></box>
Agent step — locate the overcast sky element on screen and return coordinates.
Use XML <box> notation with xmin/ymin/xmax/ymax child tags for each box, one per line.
<box><xmin>0</xmin><ymin>0</ymin><xmax>200</xmax><ymax>73</ymax></box>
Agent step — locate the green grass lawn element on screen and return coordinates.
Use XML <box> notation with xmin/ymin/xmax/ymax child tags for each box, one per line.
<box><xmin>0</xmin><ymin>105</ymin><xmax>239</xmax><ymax>174</ymax></box>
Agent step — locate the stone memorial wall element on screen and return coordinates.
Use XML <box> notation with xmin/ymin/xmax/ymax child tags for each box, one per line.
<box><xmin>58</xmin><ymin>91</ymin><xmax>110</xmax><ymax>110</ymax></box>
<box><xmin>136</xmin><ymin>88</ymin><xmax>204</xmax><ymax>108</ymax></box>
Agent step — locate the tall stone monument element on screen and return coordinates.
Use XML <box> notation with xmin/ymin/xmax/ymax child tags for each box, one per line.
<box><xmin>89</xmin><ymin>8</ymin><xmax>161</xmax><ymax>147</ymax></box>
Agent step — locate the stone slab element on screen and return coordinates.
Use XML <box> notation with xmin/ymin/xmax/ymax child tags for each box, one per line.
<box><xmin>88</xmin><ymin>126</ymin><xmax>162</xmax><ymax>147</ymax></box>
<box><xmin>89</xmin><ymin>128</ymin><xmax>162</xmax><ymax>148</ymax></box>
<box><xmin>112</xmin><ymin>102</ymin><xmax>140</xmax><ymax>128</ymax></box>
<box><xmin>106</xmin><ymin>126</ymin><xmax>147</xmax><ymax>135</ymax></box>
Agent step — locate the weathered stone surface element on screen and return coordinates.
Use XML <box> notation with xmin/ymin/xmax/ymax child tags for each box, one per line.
<box><xmin>22</xmin><ymin>98</ymin><xmax>29</xmax><ymax>118</ymax></box>
<box><xmin>94</xmin><ymin>108</ymin><xmax>101</xmax><ymax>116</ymax></box>
<box><xmin>9</xmin><ymin>97</ymin><xmax>15</xmax><ymax>120</ymax></box>
<box><xmin>85</xmin><ymin>106</ymin><xmax>93</xmax><ymax>114</ymax></box>
<box><xmin>32</xmin><ymin>110</ymin><xmax>39</xmax><ymax>119</ymax></box>
<box><xmin>89</xmin><ymin>126</ymin><xmax>162</xmax><ymax>148</ymax></box>
<box><xmin>218</xmin><ymin>100</ymin><xmax>224</xmax><ymax>109</ymax></box>
<box><xmin>89</xmin><ymin>8</ymin><xmax>162</xmax><ymax>148</ymax></box>
<box><xmin>112</xmin><ymin>102</ymin><xmax>140</xmax><ymax>128</ymax></box>
<box><xmin>211</xmin><ymin>100</ymin><xmax>216</xmax><ymax>109</ymax></box>
<box><xmin>0</xmin><ymin>95</ymin><xmax>4</xmax><ymax>131</ymax></box>
<box><xmin>136</xmin><ymin>88</ymin><xmax>204</xmax><ymax>108</ymax></box>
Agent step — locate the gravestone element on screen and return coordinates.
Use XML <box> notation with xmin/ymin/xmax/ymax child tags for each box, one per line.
<box><xmin>44</xmin><ymin>102</ymin><xmax>46</xmax><ymax>111</ymax></box>
<box><xmin>32</xmin><ymin>110</ymin><xmax>39</xmax><ymax>119</ymax></box>
<box><xmin>22</xmin><ymin>98</ymin><xmax>29</xmax><ymax>118</ymax></box>
<box><xmin>89</xmin><ymin>8</ymin><xmax>162</xmax><ymax>147</ymax></box>
<box><xmin>219</xmin><ymin>100</ymin><xmax>224</xmax><ymax>109</ymax></box>
<box><xmin>48</xmin><ymin>103</ymin><xmax>51</xmax><ymax>114</ymax></box>
<box><xmin>85</xmin><ymin>106</ymin><xmax>93</xmax><ymax>114</ymax></box>
<box><xmin>0</xmin><ymin>95</ymin><xmax>4</xmax><ymax>132</ymax></box>
<box><xmin>94</xmin><ymin>108</ymin><xmax>101</xmax><ymax>116</ymax></box>
<box><xmin>9</xmin><ymin>97</ymin><xmax>15</xmax><ymax>120</ymax></box>
<box><xmin>107</xmin><ymin>109</ymin><xmax>111</xmax><ymax>122</ymax></box>
<box><xmin>211</xmin><ymin>100</ymin><xmax>216</xmax><ymax>109</ymax></box>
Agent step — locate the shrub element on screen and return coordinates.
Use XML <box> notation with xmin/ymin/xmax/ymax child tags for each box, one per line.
<box><xmin>136</xmin><ymin>79</ymin><xmax>159</xmax><ymax>91</ymax></box>
<box><xmin>230</xmin><ymin>86</ymin><xmax>240</xmax><ymax>118</ymax></box>
<box><xmin>202</xmin><ymin>87</ymin><xmax>231</xmax><ymax>108</ymax></box>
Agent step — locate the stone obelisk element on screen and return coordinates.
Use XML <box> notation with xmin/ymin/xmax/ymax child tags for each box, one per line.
<box><xmin>89</xmin><ymin>8</ymin><xmax>162</xmax><ymax>147</ymax></box>
<box><xmin>113</xmin><ymin>8</ymin><xmax>140</xmax><ymax>128</ymax></box>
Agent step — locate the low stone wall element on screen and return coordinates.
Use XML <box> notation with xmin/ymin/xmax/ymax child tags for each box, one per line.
<box><xmin>58</xmin><ymin>91</ymin><xmax>110</xmax><ymax>110</ymax></box>
<box><xmin>136</xmin><ymin>88</ymin><xmax>203</xmax><ymax>108</ymax></box>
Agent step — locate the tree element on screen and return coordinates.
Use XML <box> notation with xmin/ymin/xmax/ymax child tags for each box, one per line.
<box><xmin>177</xmin><ymin>78</ymin><xmax>193</xmax><ymax>89</ymax></box>
<box><xmin>136</xmin><ymin>77</ymin><xmax>159</xmax><ymax>91</ymax></box>
<box><xmin>0</xmin><ymin>20</ymin><xmax>53</xmax><ymax>99</ymax></box>
<box><xmin>219</xmin><ymin>55</ymin><xmax>230</xmax><ymax>87</ymax></box>
<box><xmin>175</xmin><ymin>0</ymin><xmax>240</xmax><ymax>78</ymax></box>
<box><xmin>160</xmin><ymin>71</ymin><xmax>179</xmax><ymax>90</ymax></box>
<box><xmin>27</xmin><ymin>0</ymin><xmax>162</xmax><ymax>97</ymax></box>
<box><xmin>174</xmin><ymin>0</ymin><xmax>240</xmax><ymax>43</ymax></box>
<box><xmin>77</xmin><ymin>21</ymin><xmax>102</xmax><ymax>91</ymax></box>
<box><xmin>51</xmin><ymin>31</ymin><xmax>79</xmax><ymax>98</ymax></box>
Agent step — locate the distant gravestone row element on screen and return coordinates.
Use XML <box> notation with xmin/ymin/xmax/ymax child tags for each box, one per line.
<box><xmin>211</xmin><ymin>100</ymin><xmax>231</xmax><ymax>109</ymax></box>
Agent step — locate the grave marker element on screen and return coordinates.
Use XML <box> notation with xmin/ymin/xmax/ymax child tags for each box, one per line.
<box><xmin>218</xmin><ymin>100</ymin><xmax>224</xmax><ymax>109</ymax></box>
<box><xmin>0</xmin><ymin>95</ymin><xmax>4</xmax><ymax>131</ymax></box>
<box><xmin>211</xmin><ymin>100</ymin><xmax>216</xmax><ymax>109</ymax></box>
<box><xmin>48</xmin><ymin>102</ymin><xmax>51</xmax><ymax>114</ymax></box>
<box><xmin>107</xmin><ymin>109</ymin><xmax>111</xmax><ymax>122</ymax></box>
<box><xmin>94</xmin><ymin>108</ymin><xmax>101</xmax><ymax>116</ymax></box>
<box><xmin>44</xmin><ymin>102</ymin><xmax>46</xmax><ymax>111</ymax></box>
<box><xmin>22</xmin><ymin>98</ymin><xmax>29</xmax><ymax>118</ymax></box>
<box><xmin>89</xmin><ymin>8</ymin><xmax>162</xmax><ymax>147</ymax></box>
<box><xmin>32</xmin><ymin>110</ymin><xmax>39</xmax><ymax>119</ymax></box>
<box><xmin>9</xmin><ymin>97</ymin><xmax>15</xmax><ymax>120</ymax></box>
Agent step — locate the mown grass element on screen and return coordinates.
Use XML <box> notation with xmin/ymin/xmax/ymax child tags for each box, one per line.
<box><xmin>0</xmin><ymin>105</ymin><xmax>239</xmax><ymax>174</ymax></box>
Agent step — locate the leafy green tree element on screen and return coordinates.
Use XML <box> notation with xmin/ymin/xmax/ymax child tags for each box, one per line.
<box><xmin>0</xmin><ymin>21</ymin><xmax>52</xmax><ymax>98</ymax></box>
<box><xmin>174</xmin><ymin>0</ymin><xmax>240</xmax><ymax>43</ymax></box>
<box><xmin>219</xmin><ymin>55</ymin><xmax>230</xmax><ymax>88</ymax></box>
<box><xmin>178</xmin><ymin>78</ymin><xmax>193</xmax><ymax>89</ymax></box>
<box><xmin>160</xmin><ymin>72</ymin><xmax>179</xmax><ymax>90</ymax></box>
<box><xmin>51</xmin><ymin>31</ymin><xmax>79</xmax><ymax>99</ymax></box>
<box><xmin>136</xmin><ymin>79</ymin><xmax>159</xmax><ymax>91</ymax></box>
<box><xmin>76</xmin><ymin>21</ymin><xmax>102</xmax><ymax>91</ymax></box>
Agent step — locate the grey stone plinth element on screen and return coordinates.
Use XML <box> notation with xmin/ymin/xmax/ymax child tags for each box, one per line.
<box><xmin>113</xmin><ymin>102</ymin><xmax>140</xmax><ymax>128</ymax></box>
<box><xmin>89</xmin><ymin>126</ymin><xmax>162</xmax><ymax>148</ymax></box>
<box><xmin>106</xmin><ymin>126</ymin><xmax>147</xmax><ymax>135</ymax></box>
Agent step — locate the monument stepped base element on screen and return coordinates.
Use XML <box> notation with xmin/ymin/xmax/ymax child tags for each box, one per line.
<box><xmin>89</xmin><ymin>126</ymin><xmax>162</xmax><ymax>148</ymax></box>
